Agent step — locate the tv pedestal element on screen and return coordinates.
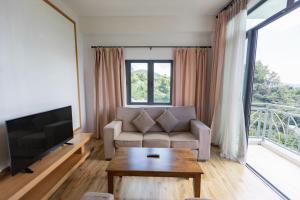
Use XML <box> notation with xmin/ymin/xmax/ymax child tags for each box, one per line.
<box><xmin>21</xmin><ymin>168</ymin><xmax>34</xmax><ymax>174</ymax></box>
<box><xmin>0</xmin><ymin>133</ymin><xmax>93</xmax><ymax>200</ymax></box>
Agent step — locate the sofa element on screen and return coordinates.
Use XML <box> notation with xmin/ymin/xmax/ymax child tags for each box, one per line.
<box><xmin>103</xmin><ymin>106</ymin><xmax>211</xmax><ymax>161</ymax></box>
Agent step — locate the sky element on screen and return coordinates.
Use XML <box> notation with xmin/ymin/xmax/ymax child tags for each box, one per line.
<box><xmin>248</xmin><ymin>7</ymin><xmax>300</xmax><ymax>86</ymax></box>
<box><xmin>132</xmin><ymin>62</ymin><xmax>171</xmax><ymax>77</ymax></box>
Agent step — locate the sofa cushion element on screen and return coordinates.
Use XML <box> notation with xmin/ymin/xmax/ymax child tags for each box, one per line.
<box><xmin>144</xmin><ymin>107</ymin><xmax>165</xmax><ymax>132</ymax></box>
<box><xmin>156</xmin><ymin>110</ymin><xmax>179</xmax><ymax>133</ymax></box>
<box><xmin>168</xmin><ymin>106</ymin><xmax>196</xmax><ymax>132</ymax></box>
<box><xmin>114</xmin><ymin>132</ymin><xmax>143</xmax><ymax>148</ymax></box>
<box><xmin>116</xmin><ymin>107</ymin><xmax>142</xmax><ymax>132</ymax></box>
<box><xmin>132</xmin><ymin>111</ymin><xmax>155</xmax><ymax>133</ymax></box>
<box><xmin>116</xmin><ymin>106</ymin><xmax>197</xmax><ymax>132</ymax></box>
<box><xmin>143</xmin><ymin>132</ymin><xmax>170</xmax><ymax>148</ymax></box>
<box><xmin>170</xmin><ymin>132</ymin><xmax>199</xmax><ymax>149</ymax></box>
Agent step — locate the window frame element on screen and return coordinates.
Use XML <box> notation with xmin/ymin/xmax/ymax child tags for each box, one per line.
<box><xmin>243</xmin><ymin>1</ymin><xmax>300</xmax><ymax>198</ymax></box>
<box><xmin>248</xmin><ymin>0</ymin><xmax>297</xmax><ymax>15</ymax></box>
<box><xmin>125</xmin><ymin>60</ymin><xmax>173</xmax><ymax>105</ymax></box>
<box><xmin>244</xmin><ymin>0</ymin><xmax>300</xmax><ymax>137</ymax></box>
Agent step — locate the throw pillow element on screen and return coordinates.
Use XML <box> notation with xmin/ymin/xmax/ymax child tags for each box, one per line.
<box><xmin>156</xmin><ymin>110</ymin><xmax>179</xmax><ymax>133</ymax></box>
<box><xmin>132</xmin><ymin>110</ymin><xmax>155</xmax><ymax>133</ymax></box>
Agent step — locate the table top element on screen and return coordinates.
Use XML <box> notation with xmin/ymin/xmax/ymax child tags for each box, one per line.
<box><xmin>106</xmin><ymin>148</ymin><xmax>203</xmax><ymax>175</ymax></box>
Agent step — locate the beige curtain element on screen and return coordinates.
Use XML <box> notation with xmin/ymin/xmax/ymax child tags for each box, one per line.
<box><xmin>94</xmin><ymin>48</ymin><xmax>124</xmax><ymax>139</ymax></box>
<box><xmin>208</xmin><ymin>0</ymin><xmax>248</xmax><ymax>127</ymax></box>
<box><xmin>172</xmin><ymin>48</ymin><xmax>208</xmax><ymax>123</ymax></box>
<box><xmin>208</xmin><ymin>11</ymin><xmax>228</xmax><ymax>126</ymax></box>
<box><xmin>211</xmin><ymin>0</ymin><xmax>248</xmax><ymax>163</ymax></box>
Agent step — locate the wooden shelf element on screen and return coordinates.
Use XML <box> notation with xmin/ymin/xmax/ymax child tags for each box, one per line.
<box><xmin>0</xmin><ymin>133</ymin><xmax>93</xmax><ymax>200</ymax></box>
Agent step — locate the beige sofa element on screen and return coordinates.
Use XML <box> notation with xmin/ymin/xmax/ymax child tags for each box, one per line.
<box><xmin>103</xmin><ymin>106</ymin><xmax>211</xmax><ymax>161</ymax></box>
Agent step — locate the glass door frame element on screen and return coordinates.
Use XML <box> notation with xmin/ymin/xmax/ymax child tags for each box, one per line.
<box><xmin>244</xmin><ymin>0</ymin><xmax>300</xmax><ymax>140</ymax></box>
<box><xmin>243</xmin><ymin>1</ymin><xmax>300</xmax><ymax>199</ymax></box>
<box><xmin>244</xmin><ymin>0</ymin><xmax>300</xmax><ymax>199</ymax></box>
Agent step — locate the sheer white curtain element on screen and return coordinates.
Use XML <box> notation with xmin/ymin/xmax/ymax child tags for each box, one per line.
<box><xmin>211</xmin><ymin>9</ymin><xmax>247</xmax><ymax>163</ymax></box>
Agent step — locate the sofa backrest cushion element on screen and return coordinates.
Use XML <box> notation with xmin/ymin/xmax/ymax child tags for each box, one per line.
<box><xmin>116</xmin><ymin>107</ymin><xmax>141</xmax><ymax>132</ymax></box>
<box><xmin>132</xmin><ymin>110</ymin><xmax>155</xmax><ymax>133</ymax></box>
<box><xmin>168</xmin><ymin>106</ymin><xmax>196</xmax><ymax>131</ymax></box>
<box><xmin>144</xmin><ymin>107</ymin><xmax>165</xmax><ymax>132</ymax></box>
<box><xmin>116</xmin><ymin>106</ymin><xmax>196</xmax><ymax>132</ymax></box>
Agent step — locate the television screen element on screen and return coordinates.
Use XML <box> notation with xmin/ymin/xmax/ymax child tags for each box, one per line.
<box><xmin>5</xmin><ymin>106</ymin><xmax>74</xmax><ymax>175</ymax></box>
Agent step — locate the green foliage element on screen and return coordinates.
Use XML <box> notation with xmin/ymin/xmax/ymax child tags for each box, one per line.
<box><xmin>154</xmin><ymin>74</ymin><xmax>170</xmax><ymax>103</ymax></box>
<box><xmin>131</xmin><ymin>70</ymin><xmax>148</xmax><ymax>102</ymax></box>
<box><xmin>131</xmin><ymin>70</ymin><xmax>170</xmax><ymax>103</ymax></box>
<box><xmin>253</xmin><ymin>61</ymin><xmax>300</xmax><ymax>107</ymax></box>
<box><xmin>250</xmin><ymin>61</ymin><xmax>300</xmax><ymax>152</ymax></box>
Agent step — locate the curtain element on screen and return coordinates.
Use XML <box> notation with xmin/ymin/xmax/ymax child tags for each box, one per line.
<box><xmin>173</xmin><ymin>48</ymin><xmax>208</xmax><ymax>123</ymax></box>
<box><xmin>211</xmin><ymin>0</ymin><xmax>248</xmax><ymax>163</ymax></box>
<box><xmin>94</xmin><ymin>48</ymin><xmax>124</xmax><ymax>139</ymax></box>
<box><xmin>208</xmin><ymin>12</ymin><xmax>228</xmax><ymax>126</ymax></box>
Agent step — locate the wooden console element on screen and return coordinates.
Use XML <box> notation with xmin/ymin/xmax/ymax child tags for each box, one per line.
<box><xmin>0</xmin><ymin>133</ymin><xmax>93</xmax><ymax>200</ymax></box>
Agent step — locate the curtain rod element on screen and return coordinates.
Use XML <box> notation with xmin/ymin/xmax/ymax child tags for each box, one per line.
<box><xmin>91</xmin><ymin>45</ymin><xmax>211</xmax><ymax>49</ymax></box>
<box><xmin>220</xmin><ymin>0</ymin><xmax>234</xmax><ymax>13</ymax></box>
<box><xmin>219</xmin><ymin>0</ymin><xmax>250</xmax><ymax>14</ymax></box>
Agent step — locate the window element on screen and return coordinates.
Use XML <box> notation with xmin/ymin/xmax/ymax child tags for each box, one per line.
<box><xmin>126</xmin><ymin>60</ymin><xmax>172</xmax><ymax>105</ymax></box>
<box><xmin>247</xmin><ymin>0</ymin><xmax>288</xmax><ymax>30</ymax></box>
<box><xmin>244</xmin><ymin>1</ymin><xmax>300</xmax><ymax>199</ymax></box>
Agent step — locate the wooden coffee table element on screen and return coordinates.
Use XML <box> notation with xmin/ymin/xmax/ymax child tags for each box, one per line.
<box><xmin>106</xmin><ymin>148</ymin><xmax>204</xmax><ymax>197</ymax></box>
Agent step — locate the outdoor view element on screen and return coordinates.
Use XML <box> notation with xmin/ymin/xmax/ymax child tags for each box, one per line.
<box><xmin>154</xmin><ymin>63</ymin><xmax>171</xmax><ymax>103</ymax></box>
<box><xmin>130</xmin><ymin>62</ymin><xmax>171</xmax><ymax>103</ymax></box>
<box><xmin>249</xmin><ymin>7</ymin><xmax>300</xmax><ymax>153</ymax></box>
<box><xmin>130</xmin><ymin>63</ymin><xmax>148</xmax><ymax>102</ymax></box>
<box><xmin>247</xmin><ymin>0</ymin><xmax>287</xmax><ymax>30</ymax></box>
<box><xmin>247</xmin><ymin>5</ymin><xmax>300</xmax><ymax>199</ymax></box>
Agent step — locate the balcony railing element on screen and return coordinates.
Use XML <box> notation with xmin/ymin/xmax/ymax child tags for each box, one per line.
<box><xmin>249</xmin><ymin>103</ymin><xmax>300</xmax><ymax>153</ymax></box>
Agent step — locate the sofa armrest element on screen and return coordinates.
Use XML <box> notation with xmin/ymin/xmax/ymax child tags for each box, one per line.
<box><xmin>191</xmin><ymin>120</ymin><xmax>211</xmax><ymax>160</ymax></box>
<box><xmin>103</xmin><ymin>120</ymin><xmax>122</xmax><ymax>160</ymax></box>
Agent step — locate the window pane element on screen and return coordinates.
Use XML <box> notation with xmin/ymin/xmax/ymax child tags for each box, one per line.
<box><xmin>247</xmin><ymin>0</ymin><xmax>287</xmax><ymax>30</ymax></box>
<box><xmin>242</xmin><ymin>38</ymin><xmax>249</xmax><ymax>101</ymax></box>
<box><xmin>248</xmin><ymin>7</ymin><xmax>300</xmax><ymax>198</ymax></box>
<box><xmin>131</xmin><ymin>63</ymin><xmax>148</xmax><ymax>102</ymax></box>
<box><xmin>253</xmin><ymin>6</ymin><xmax>300</xmax><ymax>107</ymax></box>
<box><xmin>154</xmin><ymin>63</ymin><xmax>171</xmax><ymax>103</ymax></box>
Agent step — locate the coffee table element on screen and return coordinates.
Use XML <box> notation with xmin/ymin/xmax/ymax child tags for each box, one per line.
<box><xmin>106</xmin><ymin>148</ymin><xmax>204</xmax><ymax>197</ymax></box>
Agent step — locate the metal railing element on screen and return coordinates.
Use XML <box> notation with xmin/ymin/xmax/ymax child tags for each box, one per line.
<box><xmin>249</xmin><ymin>103</ymin><xmax>300</xmax><ymax>153</ymax></box>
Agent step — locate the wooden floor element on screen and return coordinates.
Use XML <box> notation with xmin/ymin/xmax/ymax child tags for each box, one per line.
<box><xmin>247</xmin><ymin>145</ymin><xmax>300</xmax><ymax>199</ymax></box>
<box><xmin>50</xmin><ymin>139</ymin><xmax>280</xmax><ymax>200</ymax></box>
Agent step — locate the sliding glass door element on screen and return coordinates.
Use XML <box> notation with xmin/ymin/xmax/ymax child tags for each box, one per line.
<box><xmin>245</xmin><ymin>1</ymin><xmax>300</xmax><ymax>199</ymax></box>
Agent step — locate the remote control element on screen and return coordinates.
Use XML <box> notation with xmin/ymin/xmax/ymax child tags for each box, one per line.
<box><xmin>147</xmin><ymin>154</ymin><xmax>160</xmax><ymax>158</ymax></box>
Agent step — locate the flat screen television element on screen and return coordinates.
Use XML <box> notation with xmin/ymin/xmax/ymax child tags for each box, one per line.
<box><xmin>5</xmin><ymin>106</ymin><xmax>74</xmax><ymax>175</ymax></box>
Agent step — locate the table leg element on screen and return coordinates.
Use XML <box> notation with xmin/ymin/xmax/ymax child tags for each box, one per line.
<box><xmin>193</xmin><ymin>174</ymin><xmax>201</xmax><ymax>197</ymax></box>
<box><xmin>107</xmin><ymin>172</ymin><xmax>113</xmax><ymax>194</ymax></box>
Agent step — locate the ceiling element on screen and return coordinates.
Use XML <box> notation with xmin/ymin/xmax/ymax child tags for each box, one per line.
<box><xmin>61</xmin><ymin>0</ymin><xmax>231</xmax><ymax>17</ymax></box>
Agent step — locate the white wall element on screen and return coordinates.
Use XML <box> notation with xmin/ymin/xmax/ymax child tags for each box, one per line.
<box><xmin>51</xmin><ymin>0</ymin><xmax>86</xmax><ymax>131</ymax></box>
<box><xmin>81</xmin><ymin>16</ymin><xmax>214</xmax><ymax>46</ymax></box>
<box><xmin>124</xmin><ymin>48</ymin><xmax>173</xmax><ymax>60</ymax></box>
<box><xmin>81</xmin><ymin>14</ymin><xmax>215</xmax><ymax>132</ymax></box>
<box><xmin>0</xmin><ymin>0</ymin><xmax>86</xmax><ymax>171</ymax></box>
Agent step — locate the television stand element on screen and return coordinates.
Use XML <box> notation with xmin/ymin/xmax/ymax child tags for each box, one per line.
<box><xmin>0</xmin><ymin>133</ymin><xmax>93</xmax><ymax>200</ymax></box>
<box><xmin>21</xmin><ymin>167</ymin><xmax>34</xmax><ymax>174</ymax></box>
